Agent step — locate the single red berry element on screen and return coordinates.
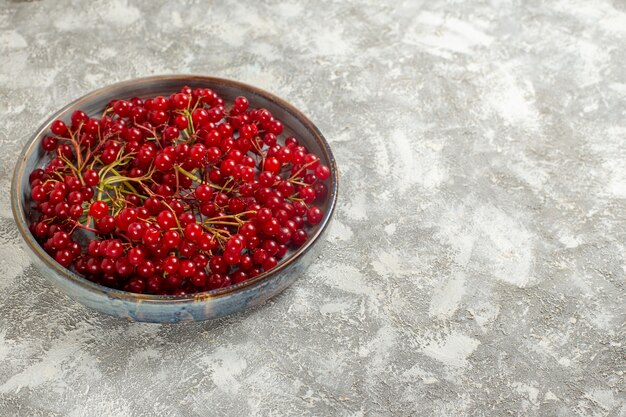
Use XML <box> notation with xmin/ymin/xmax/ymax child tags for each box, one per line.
<box><xmin>195</xmin><ymin>184</ymin><xmax>213</xmax><ymax>202</ymax></box>
<box><xmin>253</xmin><ymin>248</ymin><xmax>268</xmax><ymax>264</ymax></box>
<box><xmin>179</xmin><ymin>240</ymin><xmax>196</xmax><ymax>258</ymax></box>
<box><xmin>96</xmin><ymin>215</ymin><xmax>116</xmax><ymax>233</ymax></box>
<box><xmin>264</xmin><ymin>157</ymin><xmax>280</xmax><ymax>173</ymax></box>
<box><xmin>191</xmin><ymin>271</ymin><xmax>207</xmax><ymax>287</ymax></box>
<box><xmin>262</xmin><ymin>256</ymin><xmax>278</xmax><ymax>271</ymax></box>
<box><xmin>233</xmin><ymin>96</ymin><xmax>249</xmax><ymax>113</ymax></box>
<box><xmin>33</xmin><ymin>221</ymin><xmax>49</xmax><ymax>238</ymax></box>
<box><xmin>84</xmin><ymin>118</ymin><xmax>101</xmax><ymax>135</ymax></box>
<box><xmin>277</xmin><ymin>147</ymin><xmax>292</xmax><ymax>164</ymax></box>
<box><xmin>155</xmin><ymin>153</ymin><xmax>174</xmax><ymax>172</ymax></box>
<box><xmin>189</xmin><ymin>143</ymin><xmax>207</xmax><ymax>164</ymax></box>
<box><xmin>292</xmin><ymin>229</ymin><xmax>308</xmax><ymax>246</ymax></box>
<box><xmin>257</xmin><ymin>208</ymin><xmax>272</xmax><ymax>223</ymax></box>
<box><xmin>225</xmin><ymin>237</ymin><xmax>244</xmax><ymax>254</ymax></box>
<box><xmin>209</xmin><ymin>256</ymin><xmax>228</xmax><ymax>274</ymax></box>
<box><xmin>71</xmin><ymin>110</ymin><xmax>89</xmax><ymax>128</ymax></box>
<box><xmin>51</xmin><ymin>120</ymin><xmax>68</xmax><ymax>136</ymax></box>
<box><xmin>105</xmin><ymin>239</ymin><xmax>124</xmax><ymax>259</ymax></box>
<box><xmin>276</xmin><ymin>227</ymin><xmax>292</xmax><ymax>244</ymax></box>
<box><xmin>184</xmin><ymin>223</ymin><xmax>202</xmax><ymax>242</ymax></box>
<box><xmin>128</xmin><ymin>278</ymin><xmax>145</xmax><ymax>293</ymax></box>
<box><xmin>54</xmin><ymin>249</ymin><xmax>73</xmax><ymax>267</ymax></box>
<box><xmin>192</xmin><ymin>108</ymin><xmax>209</xmax><ymax>128</ymax></box>
<box><xmin>162</xmin><ymin>230</ymin><xmax>181</xmax><ymax>248</ymax></box>
<box><xmin>198</xmin><ymin>233</ymin><xmax>218</xmax><ymax>251</ymax></box>
<box><xmin>231</xmin><ymin>271</ymin><xmax>248</xmax><ymax>284</ymax></box>
<box><xmin>307</xmin><ymin>206</ymin><xmax>323</xmax><ymax>225</ymax></box>
<box><xmin>174</xmin><ymin>143</ymin><xmax>190</xmax><ymax>161</ymax></box>
<box><xmin>315</xmin><ymin>164</ymin><xmax>330</xmax><ymax>180</ymax></box>
<box><xmin>178</xmin><ymin>259</ymin><xmax>196</xmax><ymax>278</ymax></box>
<box><xmin>171</xmin><ymin>93</ymin><xmax>191</xmax><ymax>110</ymax></box>
<box><xmin>69</xmin><ymin>242</ymin><xmax>81</xmax><ymax>257</ymax></box>
<box><xmin>262</xmin><ymin>239</ymin><xmax>279</xmax><ymax>255</ymax></box>
<box><xmin>116</xmin><ymin>257</ymin><xmax>133</xmax><ymax>277</ymax></box>
<box><xmin>262</xmin><ymin>218</ymin><xmax>280</xmax><ymax>236</ymax></box>
<box><xmin>143</xmin><ymin>227</ymin><xmax>161</xmax><ymax>245</ymax></box>
<box><xmin>80</xmin><ymin>187</ymin><xmax>94</xmax><ymax>201</ymax></box>
<box><xmin>152</xmin><ymin>96</ymin><xmax>170</xmax><ymax>111</ymax></box>
<box><xmin>174</xmin><ymin>114</ymin><xmax>189</xmax><ymax>130</ymax></box>
<box><xmin>305</xmin><ymin>154</ymin><xmax>320</xmax><ymax>170</ymax></box>
<box><xmin>157</xmin><ymin>210</ymin><xmax>176</xmax><ymax>229</ymax></box>
<box><xmin>89</xmin><ymin>201</ymin><xmax>108</xmax><ymax>220</ymax></box>
<box><xmin>163</xmin><ymin>256</ymin><xmax>180</xmax><ymax>274</ymax></box>
<box><xmin>31</xmin><ymin>186</ymin><xmax>46</xmax><ymax>202</ymax></box>
<box><xmin>64</xmin><ymin>176</ymin><xmax>81</xmax><ymax>191</ymax></box>
<box><xmin>113</xmin><ymin>100</ymin><xmax>133</xmax><ymax>117</ymax></box>
<box><xmin>52</xmin><ymin>231</ymin><xmax>70</xmax><ymax>249</ymax></box>
<box><xmin>127</xmin><ymin>222</ymin><xmax>145</xmax><ymax>241</ymax></box>
<box><xmin>128</xmin><ymin>246</ymin><xmax>146</xmax><ymax>266</ymax></box>
<box><xmin>137</xmin><ymin>260</ymin><xmax>156</xmax><ymax>278</ymax></box>
<box><xmin>178</xmin><ymin>211</ymin><xmax>195</xmax><ymax>227</ymax></box>
<box><xmin>41</xmin><ymin>136</ymin><xmax>58</xmax><ymax>152</ymax></box>
<box><xmin>147</xmin><ymin>276</ymin><xmax>163</xmax><ymax>293</ymax></box>
<box><xmin>163</xmin><ymin>126</ymin><xmax>180</xmax><ymax>142</ymax></box>
<box><xmin>299</xmin><ymin>186</ymin><xmax>316</xmax><ymax>203</ymax></box>
<box><xmin>83</xmin><ymin>169</ymin><xmax>99</xmax><ymax>186</ymax></box>
<box><xmin>240</xmin><ymin>223</ymin><xmax>257</xmax><ymax>239</ymax></box>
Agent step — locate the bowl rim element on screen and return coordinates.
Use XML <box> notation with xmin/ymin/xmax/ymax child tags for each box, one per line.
<box><xmin>11</xmin><ymin>74</ymin><xmax>338</xmax><ymax>303</ymax></box>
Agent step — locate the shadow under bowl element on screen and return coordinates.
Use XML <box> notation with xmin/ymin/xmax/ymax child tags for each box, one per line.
<box><xmin>11</xmin><ymin>75</ymin><xmax>338</xmax><ymax>323</ymax></box>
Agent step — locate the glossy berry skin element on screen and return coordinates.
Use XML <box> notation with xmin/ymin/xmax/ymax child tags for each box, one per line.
<box><xmin>178</xmin><ymin>260</ymin><xmax>196</xmax><ymax>277</ymax></box>
<box><xmin>157</xmin><ymin>210</ymin><xmax>176</xmax><ymax>229</ymax></box>
<box><xmin>71</xmin><ymin>110</ymin><xmax>89</xmax><ymax>128</ymax></box>
<box><xmin>184</xmin><ymin>223</ymin><xmax>202</xmax><ymax>242</ymax></box>
<box><xmin>89</xmin><ymin>201</ymin><xmax>108</xmax><ymax>219</ymax></box>
<box><xmin>307</xmin><ymin>207</ymin><xmax>323</xmax><ymax>225</ymax></box>
<box><xmin>83</xmin><ymin>169</ymin><xmax>99</xmax><ymax>186</ymax></box>
<box><xmin>55</xmin><ymin>249</ymin><xmax>73</xmax><ymax>267</ymax></box>
<box><xmin>195</xmin><ymin>184</ymin><xmax>213</xmax><ymax>202</ymax></box>
<box><xmin>233</xmin><ymin>96</ymin><xmax>249</xmax><ymax>113</ymax></box>
<box><xmin>143</xmin><ymin>227</ymin><xmax>160</xmax><ymax>245</ymax></box>
<box><xmin>162</xmin><ymin>230</ymin><xmax>181</xmax><ymax>248</ymax></box>
<box><xmin>264</xmin><ymin>157</ymin><xmax>280</xmax><ymax>173</ymax></box>
<box><xmin>41</xmin><ymin>136</ymin><xmax>58</xmax><ymax>152</ymax></box>
<box><xmin>315</xmin><ymin>164</ymin><xmax>330</xmax><ymax>180</ymax></box>
<box><xmin>51</xmin><ymin>120</ymin><xmax>69</xmax><ymax>136</ymax></box>
<box><xmin>96</xmin><ymin>215</ymin><xmax>116</xmax><ymax>233</ymax></box>
<box><xmin>127</xmin><ymin>222</ymin><xmax>145</xmax><ymax>240</ymax></box>
<box><xmin>155</xmin><ymin>153</ymin><xmax>174</xmax><ymax>171</ymax></box>
<box><xmin>292</xmin><ymin>229</ymin><xmax>308</xmax><ymax>246</ymax></box>
<box><xmin>128</xmin><ymin>247</ymin><xmax>146</xmax><ymax>266</ymax></box>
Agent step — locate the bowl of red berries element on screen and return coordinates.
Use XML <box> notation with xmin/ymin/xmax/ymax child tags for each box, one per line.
<box><xmin>11</xmin><ymin>75</ymin><xmax>337</xmax><ymax>323</ymax></box>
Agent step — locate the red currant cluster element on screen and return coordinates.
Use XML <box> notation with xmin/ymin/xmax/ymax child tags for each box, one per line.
<box><xmin>27</xmin><ymin>86</ymin><xmax>330</xmax><ymax>295</ymax></box>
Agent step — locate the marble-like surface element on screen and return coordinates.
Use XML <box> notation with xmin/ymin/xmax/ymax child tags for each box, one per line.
<box><xmin>0</xmin><ymin>0</ymin><xmax>624</xmax><ymax>415</ymax></box>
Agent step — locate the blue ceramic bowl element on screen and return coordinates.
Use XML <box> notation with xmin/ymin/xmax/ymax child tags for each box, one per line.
<box><xmin>11</xmin><ymin>75</ymin><xmax>338</xmax><ymax>323</ymax></box>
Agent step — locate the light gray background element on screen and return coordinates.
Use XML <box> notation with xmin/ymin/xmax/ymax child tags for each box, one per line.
<box><xmin>0</xmin><ymin>0</ymin><xmax>624</xmax><ymax>416</ymax></box>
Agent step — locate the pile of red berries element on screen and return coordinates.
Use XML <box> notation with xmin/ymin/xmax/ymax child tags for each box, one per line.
<box><xmin>27</xmin><ymin>86</ymin><xmax>330</xmax><ymax>295</ymax></box>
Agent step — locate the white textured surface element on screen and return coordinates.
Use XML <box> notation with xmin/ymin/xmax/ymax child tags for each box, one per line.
<box><xmin>0</xmin><ymin>0</ymin><xmax>625</xmax><ymax>415</ymax></box>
